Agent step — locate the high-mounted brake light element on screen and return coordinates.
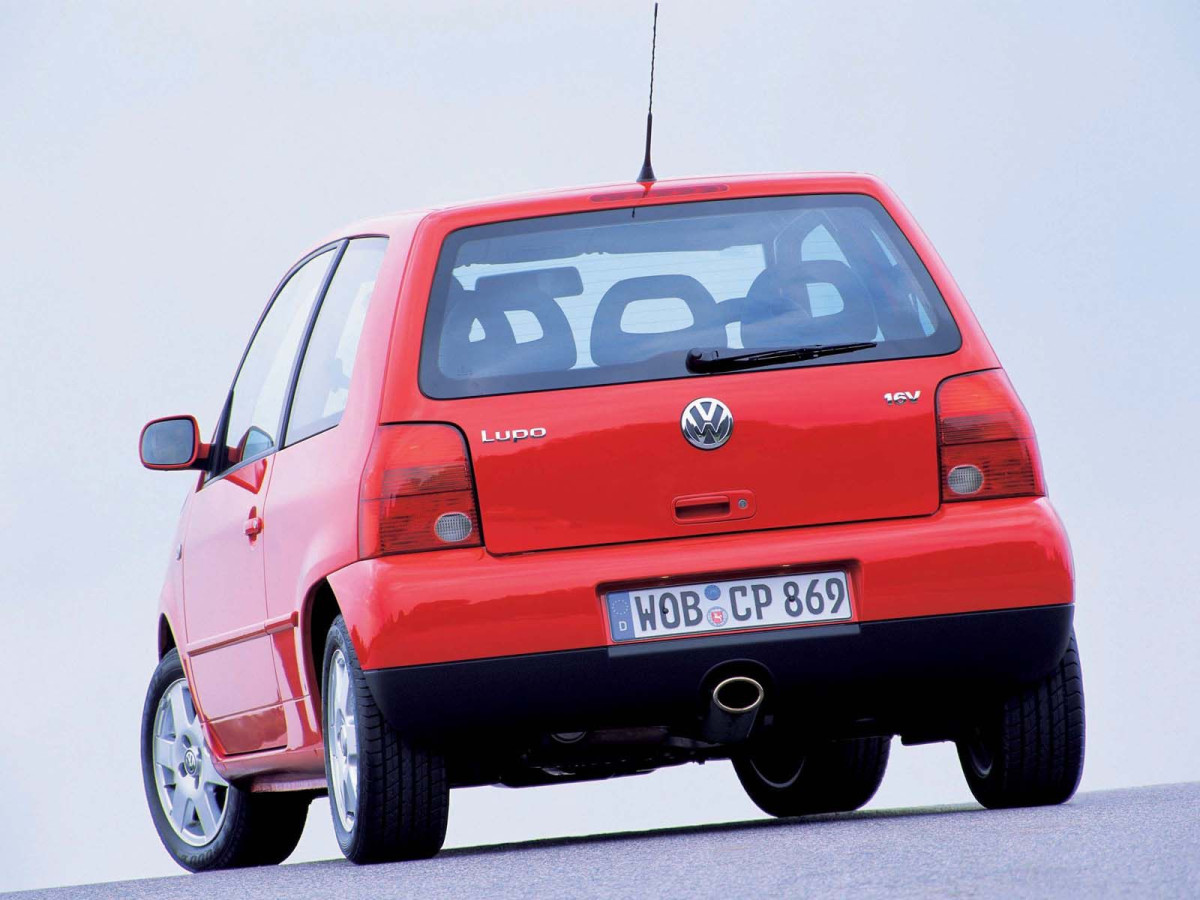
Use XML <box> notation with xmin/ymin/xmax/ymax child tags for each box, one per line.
<box><xmin>936</xmin><ymin>370</ymin><xmax>1045</xmax><ymax>502</ymax></box>
<box><xmin>359</xmin><ymin>425</ymin><xmax>482</xmax><ymax>558</ymax></box>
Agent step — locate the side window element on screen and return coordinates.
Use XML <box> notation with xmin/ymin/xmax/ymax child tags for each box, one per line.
<box><xmin>218</xmin><ymin>249</ymin><xmax>335</xmax><ymax>473</ymax></box>
<box><xmin>286</xmin><ymin>238</ymin><xmax>388</xmax><ymax>445</ymax></box>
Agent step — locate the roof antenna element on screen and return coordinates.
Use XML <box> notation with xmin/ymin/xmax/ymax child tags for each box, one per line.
<box><xmin>636</xmin><ymin>3</ymin><xmax>659</xmax><ymax>184</ymax></box>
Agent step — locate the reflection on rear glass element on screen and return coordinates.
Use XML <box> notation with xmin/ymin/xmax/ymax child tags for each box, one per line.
<box><xmin>421</xmin><ymin>194</ymin><xmax>959</xmax><ymax>398</ymax></box>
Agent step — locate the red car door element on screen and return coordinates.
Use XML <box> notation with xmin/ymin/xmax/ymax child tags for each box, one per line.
<box><xmin>182</xmin><ymin>247</ymin><xmax>337</xmax><ymax>755</ymax></box>
<box><xmin>183</xmin><ymin>459</ymin><xmax>281</xmax><ymax>754</ymax></box>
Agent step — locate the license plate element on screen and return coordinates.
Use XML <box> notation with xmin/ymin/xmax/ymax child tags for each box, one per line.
<box><xmin>605</xmin><ymin>570</ymin><xmax>853</xmax><ymax>642</ymax></box>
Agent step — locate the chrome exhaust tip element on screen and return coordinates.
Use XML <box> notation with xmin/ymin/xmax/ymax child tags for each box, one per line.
<box><xmin>713</xmin><ymin>676</ymin><xmax>765</xmax><ymax>714</ymax></box>
<box><xmin>702</xmin><ymin>676</ymin><xmax>765</xmax><ymax>743</ymax></box>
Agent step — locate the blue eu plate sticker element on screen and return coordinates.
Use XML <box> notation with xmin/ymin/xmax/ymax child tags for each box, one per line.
<box><xmin>607</xmin><ymin>592</ymin><xmax>634</xmax><ymax>640</ymax></box>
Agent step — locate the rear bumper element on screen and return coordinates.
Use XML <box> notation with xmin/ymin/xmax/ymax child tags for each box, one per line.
<box><xmin>364</xmin><ymin>604</ymin><xmax>1075</xmax><ymax>739</ymax></box>
<box><xmin>327</xmin><ymin>496</ymin><xmax>1073</xmax><ymax>670</ymax></box>
<box><xmin>325</xmin><ymin>496</ymin><xmax>1075</xmax><ymax>739</ymax></box>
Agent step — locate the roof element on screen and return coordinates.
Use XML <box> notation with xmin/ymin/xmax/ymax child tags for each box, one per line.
<box><xmin>326</xmin><ymin>172</ymin><xmax>892</xmax><ymax>244</ymax></box>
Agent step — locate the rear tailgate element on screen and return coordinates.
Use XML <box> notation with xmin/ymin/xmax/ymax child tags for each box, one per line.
<box><xmin>442</xmin><ymin>356</ymin><xmax>949</xmax><ymax>554</ymax></box>
<box><xmin>387</xmin><ymin>184</ymin><xmax>990</xmax><ymax>555</ymax></box>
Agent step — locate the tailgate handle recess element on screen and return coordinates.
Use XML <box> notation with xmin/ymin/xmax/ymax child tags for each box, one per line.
<box><xmin>673</xmin><ymin>490</ymin><xmax>756</xmax><ymax>524</ymax></box>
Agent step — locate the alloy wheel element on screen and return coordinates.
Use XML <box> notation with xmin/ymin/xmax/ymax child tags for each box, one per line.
<box><xmin>327</xmin><ymin>648</ymin><xmax>360</xmax><ymax>832</ymax></box>
<box><xmin>749</xmin><ymin>747</ymin><xmax>806</xmax><ymax>790</ymax></box>
<box><xmin>151</xmin><ymin>679</ymin><xmax>228</xmax><ymax>847</ymax></box>
<box><xmin>965</xmin><ymin>724</ymin><xmax>995</xmax><ymax>779</ymax></box>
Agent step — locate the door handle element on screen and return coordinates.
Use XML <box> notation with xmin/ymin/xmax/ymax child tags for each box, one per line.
<box><xmin>672</xmin><ymin>490</ymin><xmax>756</xmax><ymax>524</ymax></box>
<box><xmin>244</xmin><ymin>508</ymin><xmax>263</xmax><ymax>537</ymax></box>
<box><xmin>674</xmin><ymin>494</ymin><xmax>731</xmax><ymax>520</ymax></box>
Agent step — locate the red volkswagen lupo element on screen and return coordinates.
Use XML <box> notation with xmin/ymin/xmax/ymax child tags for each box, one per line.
<box><xmin>139</xmin><ymin>173</ymin><xmax>1083</xmax><ymax>870</ymax></box>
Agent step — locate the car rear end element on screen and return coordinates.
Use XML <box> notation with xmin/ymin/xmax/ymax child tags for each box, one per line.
<box><xmin>330</xmin><ymin>174</ymin><xmax>1076</xmax><ymax>791</ymax></box>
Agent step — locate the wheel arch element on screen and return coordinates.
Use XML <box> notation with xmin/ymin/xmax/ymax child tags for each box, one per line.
<box><xmin>303</xmin><ymin>579</ymin><xmax>343</xmax><ymax>702</ymax></box>
<box><xmin>158</xmin><ymin>613</ymin><xmax>178</xmax><ymax>659</ymax></box>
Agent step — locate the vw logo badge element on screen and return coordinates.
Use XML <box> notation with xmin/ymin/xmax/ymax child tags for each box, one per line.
<box><xmin>681</xmin><ymin>397</ymin><xmax>733</xmax><ymax>450</ymax></box>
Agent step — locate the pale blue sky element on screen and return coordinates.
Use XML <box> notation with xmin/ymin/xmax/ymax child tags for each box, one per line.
<box><xmin>1</xmin><ymin>1</ymin><xmax>1198</xmax><ymax>892</ymax></box>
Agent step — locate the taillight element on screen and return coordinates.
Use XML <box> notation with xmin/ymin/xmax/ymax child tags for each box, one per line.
<box><xmin>936</xmin><ymin>370</ymin><xmax>1045</xmax><ymax>502</ymax></box>
<box><xmin>359</xmin><ymin>424</ymin><xmax>482</xmax><ymax>558</ymax></box>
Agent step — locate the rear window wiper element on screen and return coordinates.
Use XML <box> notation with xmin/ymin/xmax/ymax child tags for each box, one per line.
<box><xmin>685</xmin><ymin>342</ymin><xmax>877</xmax><ymax>374</ymax></box>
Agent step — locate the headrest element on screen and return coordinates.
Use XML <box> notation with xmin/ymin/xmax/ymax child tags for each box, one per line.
<box><xmin>437</xmin><ymin>278</ymin><xmax>576</xmax><ymax>379</ymax></box>
<box><xmin>476</xmin><ymin>266</ymin><xmax>583</xmax><ymax>299</ymax></box>
<box><xmin>740</xmin><ymin>260</ymin><xmax>878</xmax><ymax>348</ymax></box>
<box><xmin>590</xmin><ymin>274</ymin><xmax>726</xmax><ymax>366</ymax></box>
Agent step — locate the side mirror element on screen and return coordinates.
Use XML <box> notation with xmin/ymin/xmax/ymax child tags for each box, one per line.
<box><xmin>140</xmin><ymin>416</ymin><xmax>206</xmax><ymax>470</ymax></box>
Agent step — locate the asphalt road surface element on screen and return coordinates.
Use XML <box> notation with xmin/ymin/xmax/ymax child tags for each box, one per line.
<box><xmin>10</xmin><ymin>783</ymin><xmax>1198</xmax><ymax>899</ymax></box>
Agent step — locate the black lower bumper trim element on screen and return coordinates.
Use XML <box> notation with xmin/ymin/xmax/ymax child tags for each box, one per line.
<box><xmin>363</xmin><ymin>605</ymin><xmax>1074</xmax><ymax>739</ymax></box>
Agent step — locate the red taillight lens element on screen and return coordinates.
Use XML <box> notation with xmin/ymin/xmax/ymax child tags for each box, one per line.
<box><xmin>359</xmin><ymin>425</ymin><xmax>482</xmax><ymax>558</ymax></box>
<box><xmin>936</xmin><ymin>370</ymin><xmax>1045</xmax><ymax>502</ymax></box>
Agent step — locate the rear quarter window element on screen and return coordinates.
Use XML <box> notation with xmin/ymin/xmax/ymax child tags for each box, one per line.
<box><xmin>419</xmin><ymin>194</ymin><xmax>959</xmax><ymax>398</ymax></box>
<box><xmin>286</xmin><ymin>237</ymin><xmax>388</xmax><ymax>445</ymax></box>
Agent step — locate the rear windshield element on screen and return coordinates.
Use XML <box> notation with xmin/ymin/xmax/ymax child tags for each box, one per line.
<box><xmin>419</xmin><ymin>194</ymin><xmax>960</xmax><ymax>398</ymax></box>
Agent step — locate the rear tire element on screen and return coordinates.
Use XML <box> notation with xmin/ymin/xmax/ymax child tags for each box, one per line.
<box><xmin>322</xmin><ymin>615</ymin><xmax>449</xmax><ymax>863</ymax></box>
<box><xmin>956</xmin><ymin>630</ymin><xmax>1085</xmax><ymax>808</ymax></box>
<box><xmin>141</xmin><ymin>649</ymin><xmax>310</xmax><ymax>871</ymax></box>
<box><xmin>733</xmin><ymin>735</ymin><xmax>890</xmax><ymax>817</ymax></box>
